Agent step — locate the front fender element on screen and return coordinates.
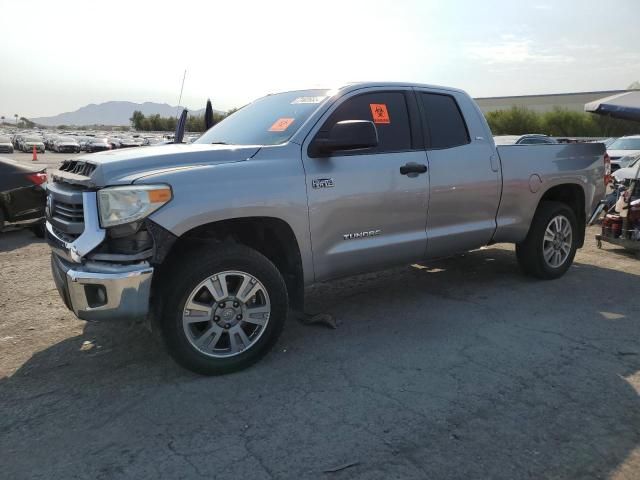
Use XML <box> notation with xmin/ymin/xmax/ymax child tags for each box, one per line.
<box><xmin>137</xmin><ymin>143</ymin><xmax>314</xmax><ymax>284</ymax></box>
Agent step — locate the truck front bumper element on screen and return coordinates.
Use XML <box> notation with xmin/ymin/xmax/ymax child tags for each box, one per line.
<box><xmin>50</xmin><ymin>253</ymin><xmax>153</xmax><ymax>322</ymax></box>
<box><xmin>45</xmin><ymin>191</ymin><xmax>154</xmax><ymax>322</ymax></box>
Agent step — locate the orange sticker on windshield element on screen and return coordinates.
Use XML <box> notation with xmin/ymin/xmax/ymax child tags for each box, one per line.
<box><xmin>269</xmin><ymin>118</ymin><xmax>295</xmax><ymax>132</ymax></box>
<box><xmin>370</xmin><ymin>104</ymin><xmax>390</xmax><ymax>124</ymax></box>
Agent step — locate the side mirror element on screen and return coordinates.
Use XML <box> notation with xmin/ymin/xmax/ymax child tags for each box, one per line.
<box><xmin>311</xmin><ymin>120</ymin><xmax>378</xmax><ymax>156</ymax></box>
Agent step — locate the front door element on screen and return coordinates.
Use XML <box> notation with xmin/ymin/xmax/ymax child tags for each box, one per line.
<box><xmin>302</xmin><ymin>89</ymin><xmax>429</xmax><ymax>282</ymax></box>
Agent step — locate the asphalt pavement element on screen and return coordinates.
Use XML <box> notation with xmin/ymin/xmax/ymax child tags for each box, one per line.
<box><xmin>3</xmin><ymin>150</ymin><xmax>84</xmax><ymax>169</ymax></box>
<box><xmin>1</xmin><ymin>227</ymin><xmax>639</xmax><ymax>479</ymax></box>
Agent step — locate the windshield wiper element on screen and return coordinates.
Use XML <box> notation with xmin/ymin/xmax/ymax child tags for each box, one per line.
<box><xmin>210</xmin><ymin>141</ymin><xmax>228</xmax><ymax>145</ymax></box>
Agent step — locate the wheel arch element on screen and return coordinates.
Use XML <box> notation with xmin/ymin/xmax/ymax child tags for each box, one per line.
<box><xmin>156</xmin><ymin>216</ymin><xmax>305</xmax><ymax>312</ymax></box>
<box><xmin>536</xmin><ymin>183</ymin><xmax>586</xmax><ymax>247</ymax></box>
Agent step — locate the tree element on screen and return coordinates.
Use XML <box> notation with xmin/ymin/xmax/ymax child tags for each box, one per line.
<box><xmin>0</xmin><ymin>116</ymin><xmax>4</xmax><ymax>124</ymax></box>
<box><xmin>128</xmin><ymin>109</ymin><xmax>231</xmax><ymax>132</ymax></box>
<box><xmin>541</xmin><ymin>108</ymin><xmax>597</xmax><ymax>137</ymax></box>
<box><xmin>130</xmin><ymin>110</ymin><xmax>145</xmax><ymax>130</ymax></box>
<box><xmin>19</xmin><ymin>117</ymin><xmax>35</xmax><ymax>128</ymax></box>
<box><xmin>485</xmin><ymin>106</ymin><xmax>541</xmax><ymax>135</ymax></box>
<box><xmin>14</xmin><ymin>114</ymin><xmax>18</xmax><ymax>125</ymax></box>
<box><xmin>627</xmin><ymin>81</ymin><xmax>640</xmax><ymax>90</ymax></box>
<box><xmin>484</xmin><ymin>106</ymin><xmax>639</xmax><ymax>137</ymax></box>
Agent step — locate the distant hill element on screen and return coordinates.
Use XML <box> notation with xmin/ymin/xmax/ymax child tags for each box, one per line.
<box><xmin>30</xmin><ymin>101</ymin><xmax>223</xmax><ymax>126</ymax></box>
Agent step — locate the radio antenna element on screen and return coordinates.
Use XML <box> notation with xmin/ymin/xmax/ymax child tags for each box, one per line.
<box><xmin>176</xmin><ymin>69</ymin><xmax>187</xmax><ymax>117</ymax></box>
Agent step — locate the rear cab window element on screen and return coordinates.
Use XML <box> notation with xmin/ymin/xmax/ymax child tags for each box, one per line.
<box><xmin>419</xmin><ymin>92</ymin><xmax>470</xmax><ymax>149</ymax></box>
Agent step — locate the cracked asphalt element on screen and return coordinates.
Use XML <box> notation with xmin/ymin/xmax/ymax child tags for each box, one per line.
<box><xmin>1</xmin><ymin>227</ymin><xmax>639</xmax><ymax>479</ymax></box>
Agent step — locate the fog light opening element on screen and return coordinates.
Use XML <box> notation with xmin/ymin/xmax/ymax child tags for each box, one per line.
<box><xmin>85</xmin><ymin>285</ymin><xmax>107</xmax><ymax>308</ymax></box>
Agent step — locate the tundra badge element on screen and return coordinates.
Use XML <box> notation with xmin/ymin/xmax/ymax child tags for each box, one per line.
<box><xmin>343</xmin><ymin>230</ymin><xmax>381</xmax><ymax>240</ymax></box>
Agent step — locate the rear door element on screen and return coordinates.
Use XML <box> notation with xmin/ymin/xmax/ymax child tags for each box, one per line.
<box><xmin>415</xmin><ymin>89</ymin><xmax>501</xmax><ymax>258</ymax></box>
<box><xmin>302</xmin><ymin>88</ymin><xmax>429</xmax><ymax>281</ymax></box>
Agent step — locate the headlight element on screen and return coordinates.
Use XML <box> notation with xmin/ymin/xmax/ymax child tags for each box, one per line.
<box><xmin>97</xmin><ymin>185</ymin><xmax>172</xmax><ymax>228</ymax></box>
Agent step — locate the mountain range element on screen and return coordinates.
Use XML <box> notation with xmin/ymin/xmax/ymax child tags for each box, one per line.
<box><xmin>29</xmin><ymin>101</ymin><xmax>223</xmax><ymax>126</ymax></box>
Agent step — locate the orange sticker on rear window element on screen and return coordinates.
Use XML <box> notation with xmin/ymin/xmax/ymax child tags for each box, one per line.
<box><xmin>370</xmin><ymin>104</ymin><xmax>390</xmax><ymax>124</ymax></box>
<box><xmin>269</xmin><ymin>118</ymin><xmax>295</xmax><ymax>132</ymax></box>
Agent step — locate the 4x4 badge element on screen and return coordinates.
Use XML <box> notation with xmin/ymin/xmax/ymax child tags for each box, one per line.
<box><xmin>312</xmin><ymin>178</ymin><xmax>334</xmax><ymax>189</ymax></box>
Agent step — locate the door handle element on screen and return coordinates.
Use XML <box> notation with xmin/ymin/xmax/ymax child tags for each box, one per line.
<box><xmin>400</xmin><ymin>162</ymin><xmax>428</xmax><ymax>175</ymax></box>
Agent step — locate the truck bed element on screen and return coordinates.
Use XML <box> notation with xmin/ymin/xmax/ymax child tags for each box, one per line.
<box><xmin>493</xmin><ymin>142</ymin><xmax>606</xmax><ymax>244</ymax></box>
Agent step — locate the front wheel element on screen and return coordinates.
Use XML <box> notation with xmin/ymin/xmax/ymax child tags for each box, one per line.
<box><xmin>160</xmin><ymin>244</ymin><xmax>288</xmax><ymax>375</ymax></box>
<box><xmin>516</xmin><ymin>201</ymin><xmax>578</xmax><ymax>279</ymax></box>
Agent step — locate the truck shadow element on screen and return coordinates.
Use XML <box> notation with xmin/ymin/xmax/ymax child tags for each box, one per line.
<box><xmin>2</xmin><ymin>246</ymin><xmax>640</xmax><ymax>479</ymax></box>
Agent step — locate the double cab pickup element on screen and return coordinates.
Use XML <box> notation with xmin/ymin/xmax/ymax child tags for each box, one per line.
<box><xmin>46</xmin><ymin>82</ymin><xmax>607</xmax><ymax>374</ymax></box>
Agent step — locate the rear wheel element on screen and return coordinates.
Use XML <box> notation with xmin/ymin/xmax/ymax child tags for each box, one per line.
<box><xmin>160</xmin><ymin>244</ymin><xmax>288</xmax><ymax>375</ymax></box>
<box><xmin>516</xmin><ymin>201</ymin><xmax>578</xmax><ymax>279</ymax></box>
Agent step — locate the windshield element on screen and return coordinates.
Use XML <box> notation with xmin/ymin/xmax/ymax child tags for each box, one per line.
<box><xmin>628</xmin><ymin>156</ymin><xmax>640</xmax><ymax>168</ymax></box>
<box><xmin>196</xmin><ymin>89</ymin><xmax>331</xmax><ymax>146</ymax></box>
<box><xmin>609</xmin><ymin>138</ymin><xmax>640</xmax><ymax>150</ymax></box>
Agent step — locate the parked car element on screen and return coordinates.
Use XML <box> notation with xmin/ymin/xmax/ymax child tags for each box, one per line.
<box><xmin>44</xmin><ymin>134</ymin><xmax>59</xmax><ymax>150</ymax></box>
<box><xmin>607</xmin><ymin>135</ymin><xmax>640</xmax><ymax>171</ymax></box>
<box><xmin>46</xmin><ymin>82</ymin><xmax>606</xmax><ymax>375</ymax></box>
<box><xmin>12</xmin><ymin>133</ymin><xmax>26</xmax><ymax>150</ymax></box>
<box><xmin>107</xmin><ymin>137</ymin><xmax>122</xmax><ymax>149</ymax></box>
<box><xmin>77</xmin><ymin>137</ymin><xmax>93</xmax><ymax>151</ymax></box>
<box><xmin>117</xmin><ymin>137</ymin><xmax>140</xmax><ymax>148</ymax></box>
<box><xmin>612</xmin><ymin>154</ymin><xmax>640</xmax><ymax>186</ymax></box>
<box><xmin>53</xmin><ymin>136</ymin><xmax>81</xmax><ymax>153</ymax></box>
<box><xmin>493</xmin><ymin>134</ymin><xmax>558</xmax><ymax>145</ymax></box>
<box><xmin>20</xmin><ymin>136</ymin><xmax>45</xmax><ymax>153</ymax></box>
<box><xmin>0</xmin><ymin>157</ymin><xmax>47</xmax><ymax>236</ymax></box>
<box><xmin>85</xmin><ymin>138</ymin><xmax>111</xmax><ymax>153</ymax></box>
<box><xmin>0</xmin><ymin>135</ymin><xmax>14</xmax><ymax>153</ymax></box>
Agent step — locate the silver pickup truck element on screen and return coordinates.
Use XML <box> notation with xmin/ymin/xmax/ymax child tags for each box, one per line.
<box><xmin>46</xmin><ymin>82</ymin><xmax>607</xmax><ymax>374</ymax></box>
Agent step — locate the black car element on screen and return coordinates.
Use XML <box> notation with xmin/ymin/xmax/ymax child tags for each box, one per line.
<box><xmin>0</xmin><ymin>157</ymin><xmax>47</xmax><ymax>237</ymax></box>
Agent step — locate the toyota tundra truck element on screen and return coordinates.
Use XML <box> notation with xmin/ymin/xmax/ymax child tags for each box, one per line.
<box><xmin>45</xmin><ymin>82</ymin><xmax>607</xmax><ymax>375</ymax></box>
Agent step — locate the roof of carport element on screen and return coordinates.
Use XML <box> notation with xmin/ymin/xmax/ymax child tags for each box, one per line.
<box><xmin>585</xmin><ymin>90</ymin><xmax>640</xmax><ymax>122</ymax></box>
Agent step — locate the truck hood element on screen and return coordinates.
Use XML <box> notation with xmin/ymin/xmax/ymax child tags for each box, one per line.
<box><xmin>54</xmin><ymin>143</ymin><xmax>261</xmax><ymax>187</ymax></box>
<box><xmin>608</xmin><ymin>149</ymin><xmax>640</xmax><ymax>160</ymax></box>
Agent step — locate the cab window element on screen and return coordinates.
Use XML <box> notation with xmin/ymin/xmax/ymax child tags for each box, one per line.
<box><xmin>318</xmin><ymin>92</ymin><xmax>412</xmax><ymax>154</ymax></box>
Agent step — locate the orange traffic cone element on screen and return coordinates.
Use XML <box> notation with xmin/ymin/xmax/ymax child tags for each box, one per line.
<box><xmin>32</xmin><ymin>145</ymin><xmax>38</xmax><ymax>161</ymax></box>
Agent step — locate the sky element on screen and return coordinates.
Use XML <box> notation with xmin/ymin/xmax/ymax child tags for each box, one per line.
<box><xmin>0</xmin><ymin>0</ymin><xmax>638</xmax><ymax>118</ymax></box>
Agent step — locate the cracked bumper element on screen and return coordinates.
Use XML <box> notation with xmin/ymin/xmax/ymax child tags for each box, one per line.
<box><xmin>50</xmin><ymin>253</ymin><xmax>153</xmax><ymax>322</ymax></box>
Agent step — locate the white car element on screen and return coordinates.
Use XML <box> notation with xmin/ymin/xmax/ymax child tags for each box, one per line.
<box><xmin>607</xmin><ymin>135</ymin><xmax>640</xmax><ymax>170</ymax></box>
<box><xmin>612</xmin><ymin>154</ymin><xmax>640</xmax><ymax>185</ymax></box>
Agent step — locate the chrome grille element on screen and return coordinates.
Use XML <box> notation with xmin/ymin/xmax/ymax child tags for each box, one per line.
<box><xmin>59</xmin><ymin>160</ymin><xmax>96</xmax><ymax>177</ymax></box>
<box><xmin>53</xmin><ymin>200</ymin><xmax>84</xmax><ymax>223</ymax></box>
<box><xmin>47</xmin><ymin>181</ymin><xmax>87</xmax><ymax>239</ymax></box>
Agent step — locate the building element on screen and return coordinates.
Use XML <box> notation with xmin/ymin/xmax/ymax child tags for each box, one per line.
<box><xmin>474</xmin><ymin>90</ymin><xmax>629</xmax><ymax>114</ymax></box>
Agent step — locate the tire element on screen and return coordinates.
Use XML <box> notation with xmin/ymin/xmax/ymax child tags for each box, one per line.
<box><xmin>516</xmin><ymin>201</ymin><xmax>578</xmax><ymax>280</ymax></box>
<box><xmin>30</xmin><ymin>223</ymin><xmax>45</xmax><ymax>238</ymax></box>
<box><xmin>159</xmin><ymin>244</ymin><xmax>288</xmax><ymax>375</ymax></box>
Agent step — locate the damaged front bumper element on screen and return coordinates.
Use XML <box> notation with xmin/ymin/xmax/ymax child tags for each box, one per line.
<box><xmin>46</xmin><ymin>190</ymin><xmax>154</xmax><ymax>322</ymax></box>
<box><xmin>50</xmin><ymin>252</ymin><xmax>153</xmax><ymax>322</ymax></box>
